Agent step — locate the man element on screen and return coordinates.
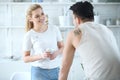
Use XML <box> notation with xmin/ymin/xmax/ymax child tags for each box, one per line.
<box><xmin>59</xmin><ymin>1</ymin><xmax>120</xmax><ymax>80</ymax></box>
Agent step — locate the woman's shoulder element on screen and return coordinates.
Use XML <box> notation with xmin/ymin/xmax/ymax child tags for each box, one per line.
<box><xmin>24</xmin><ymin>29</ymin><xmax>33</xmax><ymax>37</ymax></box>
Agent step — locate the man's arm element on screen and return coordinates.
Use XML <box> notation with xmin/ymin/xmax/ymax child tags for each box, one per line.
<box><xmin>59</xmin><ymin>30</ymin><xmax>75</xmax><ymax>80</ymax></box>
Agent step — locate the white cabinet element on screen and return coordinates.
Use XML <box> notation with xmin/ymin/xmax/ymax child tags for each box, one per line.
<box><xmin>0</xmin><ymin>27</ymin><xmax>25</xmax><ymax>57</ymax></box>
<box><xmin>0</xmin><ymin>1</ymin><xmax>120</xmax><ymax>26</ymax></box>
<box><xmin>109</xmin><ymin>27</ymin><xmax>120</xmax><ymax>50</ymax></box>
<box><xmin>0</xmin><ymin>60</ymin><xmax>31</xmax><ymax>80</ymax></box>
<box><xmin>0</xmin><ymin>2</ymin><xmax>74</xmax><ymax>26</ymax></box>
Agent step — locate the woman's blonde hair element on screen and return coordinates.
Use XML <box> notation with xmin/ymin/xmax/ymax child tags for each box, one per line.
<box><xmin>25</xmin><ymin>4</ymin><xmax>42</xmax><ymax>32</ymax></box>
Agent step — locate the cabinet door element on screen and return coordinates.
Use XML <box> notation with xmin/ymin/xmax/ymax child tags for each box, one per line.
<box><xmin>0</xmin><ymin>4</ymin><xmax>7</xmax><ymax>26</ymax></box>
<box><xmin>11</xmin><ymin>5</ymin><xmax>28</xmax><ymax>26</ymax></box>
<box><xmin>109</xmin><ymin>27</ymin><xmax>120</xmax><ymax>51</ymax></box>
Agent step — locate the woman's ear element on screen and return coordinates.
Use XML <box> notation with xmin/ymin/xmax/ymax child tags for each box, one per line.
<box><xmin>28</xmin><ymin>16</ymin><xmax>33</xmax><ymax>22</ymax></box>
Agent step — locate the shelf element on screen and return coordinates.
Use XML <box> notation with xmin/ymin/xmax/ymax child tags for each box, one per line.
<box><xmin>0</xmin><ymin>2</ymin><xmax>120</xmax><ymax>6</ymax></box>
<box><xmin>0</xmin><ymin>25</ymin><xmax>120</xmax><ymax>29</ymax></box>
<box><xmin>92</xmin><ymin>2</ymin><xmax>120</xmax><ymax>5</ymax></box>
<box><xmin>0</xmin><ymin>25</ymin><xmax>73</xmax><ymax>28</ymax></box>
<box><xmin>107</xmin><ymin>25</ymin><xmax>120</xmax><ymax>27</ymax></box>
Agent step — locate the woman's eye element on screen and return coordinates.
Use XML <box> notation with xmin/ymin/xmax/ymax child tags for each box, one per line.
<box><xmin>35</xmin><ymin>15</ymin><xmax>39</xmax><ymax>18</ymax></box>
<box><xmin>41</xmin><ymin>13</ymin><xmax>44</xmax><ymax>15</ymax></box>
<box><xmin>34</xmin><ymin>13</ymin><xmax>44</xmax><ymax>18</ymax></box>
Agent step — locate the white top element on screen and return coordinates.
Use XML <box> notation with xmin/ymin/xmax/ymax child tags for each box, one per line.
<box><xmin>76</xmin><ymin>22</ymin><xmax>120</xmax><ymax>80</ymax></box>
<box><xmin>23</xmin><ymin>25</ymin><xmax>63</xmax><ymax>69</ymax></box>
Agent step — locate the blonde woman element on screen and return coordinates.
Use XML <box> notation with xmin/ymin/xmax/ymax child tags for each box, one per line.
<box><xmin>23</xmin><ymin>4</ymin><xmax>64</xmax><ymax>80</ymax></box>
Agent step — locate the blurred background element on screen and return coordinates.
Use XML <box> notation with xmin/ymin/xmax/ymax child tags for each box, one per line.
<box><xmin>0</xmin><ymin>0</ymin><xmax>120</xmax><ymax>80</ymax></box>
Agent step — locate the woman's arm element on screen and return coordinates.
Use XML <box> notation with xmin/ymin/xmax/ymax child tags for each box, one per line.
<box><xmin>57</xmin><ymin>41</ymin><xmax>64</xmax><ymax>55</ymax></box>
<box><xmin>23</xmin><ymin>51</ymin><xmax>50</xmax><ymax>63</ymax></box>
<box><xmin>50</xmin><ymin>41</ymin><xmax>64</xmax><ymax>60</ymax></box>
<box><xmin>23</xmin><ymin>51</ymin><xmax>39</xmax><ymax>63</ymax></box>
<box><xmin>59</xmin><ymin>31</ymin><xmax>75</xmax><ymax>80</ymax></box>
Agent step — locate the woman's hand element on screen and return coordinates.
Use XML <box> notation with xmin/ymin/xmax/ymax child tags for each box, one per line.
<box><xmin>41</xmin><ymin>52</ymin><xmax>51</xmax><ymax>59</ymax></box>
<box><xmin>43</xmin><ymin>51</ymin><xmax>58</xmax><ymax>60</ymax></box>
<box><xmin>49</xmin><ymin>51</ymin><xmax>58</xmax><ymax>60</ymax></box>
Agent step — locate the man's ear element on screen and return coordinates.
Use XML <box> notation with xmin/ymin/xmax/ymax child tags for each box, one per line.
<box><xmin>76</xmin><ymin>17</ymin><xmax>81</xmax><ymax>24</ymax></box>
<box><xmin>75</xmin><ymin>17</ymin><xmax>81</xmax><ymax>24</ymax></box>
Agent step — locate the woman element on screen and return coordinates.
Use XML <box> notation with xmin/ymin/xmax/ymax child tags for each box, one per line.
<box><xmin>23</xmin><ymin>4</ymin><xmax>64</xmax><ymax>80</ymax></box>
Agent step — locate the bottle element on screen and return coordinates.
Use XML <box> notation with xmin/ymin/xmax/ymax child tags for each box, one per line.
<box><xmin>94</xmin><ymin>12</ymin><xmax>100</xmax><ymax>23</ymax></box>
<box><xmin>116</xmin><ymin>19</ymin><xmax>120</xmax><ymax>25</ymax></box>
<box><xmin>106</xmin><ymin>18</ymin><xmax>111</xmax><ymax>26</ymax></box>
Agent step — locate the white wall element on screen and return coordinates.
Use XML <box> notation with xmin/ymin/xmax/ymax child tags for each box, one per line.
<box><xmin>0</xmin><ymin>1</ymin><xmax>120</xmax><ymax>80</ymax></box>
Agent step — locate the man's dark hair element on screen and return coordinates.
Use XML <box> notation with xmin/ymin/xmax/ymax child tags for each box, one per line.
<box><xmin>70</xmin><ymin>1</ymin><xmax>94</xmax><ymax>21</ymax></box>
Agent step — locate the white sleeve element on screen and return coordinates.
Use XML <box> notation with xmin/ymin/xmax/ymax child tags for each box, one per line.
<box><xmin>56</xmin><ymin>27</ymin><xmax>63</xmax><ymax>42</ymax></box>
<box><xmin>22</xmin><ymin>33</ymin><xmax>32</xmax><ymax>51</ymax></box>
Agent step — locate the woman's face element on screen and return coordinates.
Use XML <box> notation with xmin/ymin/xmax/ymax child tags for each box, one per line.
<box><xmin>30</xmin><ymin>8</ymin><xmax>46</xmax><ymax>26</ymax></box>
